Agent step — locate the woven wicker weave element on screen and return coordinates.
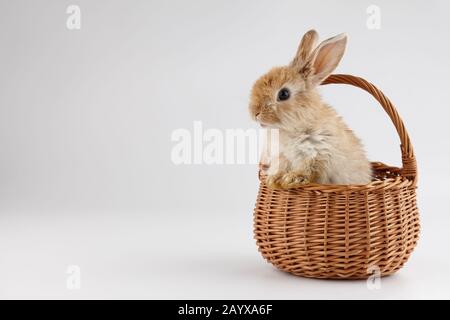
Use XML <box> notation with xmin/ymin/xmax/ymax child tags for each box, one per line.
<box><xmin>253</xmin><ymin>74</ymin><xmax>420</xmax><ymax>279</ymax></box>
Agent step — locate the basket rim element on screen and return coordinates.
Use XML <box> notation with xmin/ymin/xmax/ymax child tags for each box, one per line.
<box><xmin>258</xmin><ymin>161</ymin><xmax>415</xmax><ymax>193</ymax></box>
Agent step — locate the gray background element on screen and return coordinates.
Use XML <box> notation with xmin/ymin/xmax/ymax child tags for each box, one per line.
<box><xmin>1</xmin><ymin>0</ymin><xmax>449</xmax><ymax>299</ymax></box>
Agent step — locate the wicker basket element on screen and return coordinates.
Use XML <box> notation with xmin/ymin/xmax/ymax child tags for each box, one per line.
<box><xmin>253</xmin><ymin>74</ymin><xmax>420</xmax><ymax>279</ymax></box>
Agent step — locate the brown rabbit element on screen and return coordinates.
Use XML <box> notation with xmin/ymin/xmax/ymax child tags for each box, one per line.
<box><xmin>249</xmin><ymin>30</ymin><xmax>372</xmax><ymax>189</ymax></box>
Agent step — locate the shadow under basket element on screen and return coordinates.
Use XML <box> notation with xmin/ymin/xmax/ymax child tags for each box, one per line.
<box><xmin>253</xmin><ymin>74</ymin><xmax>420</xmax><ymax>279</ymax></box>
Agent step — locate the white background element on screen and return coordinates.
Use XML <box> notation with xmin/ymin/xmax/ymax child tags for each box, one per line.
<box><xmin>1</xmin><ymin>0</ymin><xmax>449</xmax><ymax>299</ymax></box>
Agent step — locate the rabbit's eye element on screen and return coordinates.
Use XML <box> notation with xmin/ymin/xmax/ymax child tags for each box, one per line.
<box><xmin>277</xmin><ymin>88</ymin><xmax>290</xmax><ymax>101</ymax></box>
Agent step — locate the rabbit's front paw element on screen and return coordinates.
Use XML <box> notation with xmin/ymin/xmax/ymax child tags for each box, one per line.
<box><xmin>266</xmin><ymin>172</ymin><xmax>309</xmax><ymax>189</ymax></box>
<box><xmin>266</xmin><ymin>174</ymin><xmax>283</xmax><ymax>189</ymax></box>
<box><xmin>279</xmin><ymin>173</ymin><xmax>310</xmax><ymax>189</ymax></box>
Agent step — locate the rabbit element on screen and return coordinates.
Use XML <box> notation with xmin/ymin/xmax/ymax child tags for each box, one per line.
<box><xmin>249</xmin><ymin>30</ymin><xmax>372</xmax><ymax>189</ymax></box>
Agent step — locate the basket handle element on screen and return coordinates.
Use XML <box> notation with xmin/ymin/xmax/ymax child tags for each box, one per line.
<box><xmin>321</xmin><ymin>74</ymin><xmax>417</xmax><ymax>185</ymax></box>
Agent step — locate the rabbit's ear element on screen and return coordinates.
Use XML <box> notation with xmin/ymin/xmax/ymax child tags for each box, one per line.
<box><xmin>306</xmin><ymin>33</ymin><xmax>347</xmax><ymax>85</ymax></box>
<box><xmin>291</xmin><ymin>29</ymin><xmax>319</xmax><ymax>69</ymax></box>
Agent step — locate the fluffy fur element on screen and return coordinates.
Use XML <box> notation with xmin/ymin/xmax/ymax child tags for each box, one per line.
<box><xmin>249</xmin><ymin>30</ymin><xmax>371</xmax><ymax>189</ymax></box>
